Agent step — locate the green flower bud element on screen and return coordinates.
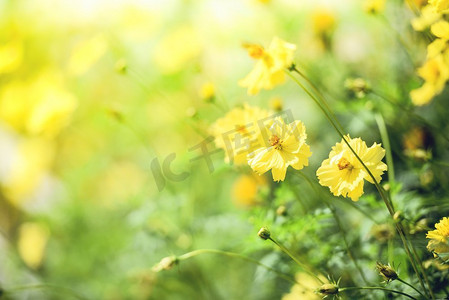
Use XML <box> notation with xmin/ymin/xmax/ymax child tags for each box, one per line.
<box><xmin>258</xmin><ymin>227</ymin><xmax>271</xmax><ymax>240</ymax></box>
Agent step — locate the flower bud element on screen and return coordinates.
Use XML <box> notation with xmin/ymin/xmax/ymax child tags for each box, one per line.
<box><xmin>152</xmin><ymin>256</ymin><xmax>178</xmax><ymax>272</ymax></box>
<box><xmin>276</xmin><ymin>205</ymin><xmax>287</xmax><ymax>216</ymax></box>
<box><xmin>258</xmin><ymin>227</ymin><xmax>271</xmax><ymax>240</ymax></box>
<box><xmin>317</xmin><ymin>283</ymin><xmax>339</xmax><ymax>296</ymax></box>
<box><xmin>376</xmin><ymin>262</ymin><xmax>398</xmax><ymax>282</ymax></box>
<box><xmin>393</xmin><ymin>211</ymin><xmax>404</xmax><ymax>223</ymax></box>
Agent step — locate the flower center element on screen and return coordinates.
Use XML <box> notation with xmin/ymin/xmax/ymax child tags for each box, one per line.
<box><xmin>269</xmin><ymin>135</ymin><xmax>282</xmax><ymax>149</ymax></box>
<box><xmin>243</xmin><ymin>44</ymin><xmax>265</xmax><ymax>59</ymax></box>
<box><xmin>236</xmin><ymin>125</ymin><xmax>248</xmax><ymax>134</ymax></box>
<box><xmin>337</xmin><ymin>157</ymin><xmax>352</xmax><ymax>170</ymax></box>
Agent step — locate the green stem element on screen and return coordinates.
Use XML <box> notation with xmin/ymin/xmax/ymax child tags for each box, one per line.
<box><xmin>293</xmin><ymin>172</ymin><xmax>369</xmax><ymax>285</ymax></box>
<box><xmin>288</xmin><ymin>69</ymin><xmax>431</xmax><ymax>298</ymax></box>
<box><xmin>374</xmin><ymin>112</ymin><xmax>395</xmax><ymax>193</ymax></box>
<box><xmin>340</xmin><ymin>286</ymin><xmax>418</xmax><ymax>300</ymax></box>
<box><xmin>398</xmin><ymin>277</ymin><xmax>428</xmax><ymax>300</ymax></box>
<box><xmin>177</xmin><ymin>249</ymin><xmax>297</xmax><ymax>285</ymax></box>
<box><xmin>267</xmin><ymin>237</ymin><xmax>324</xmax><ymax>284</ymax></box>
<box><xmin>3</xmin><ymin>284</ymin><xmax>87</xmax><ymax>300</ymax></box>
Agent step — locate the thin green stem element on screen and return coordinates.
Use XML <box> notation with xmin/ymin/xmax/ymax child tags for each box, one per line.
<box><xmin>340</xmin><ymin>286</ymin><xmax>418</xmax><ymax>300</ymax></box>
<box><xmin>267</xmin><ymin>237</ymin><xmax>324</xmax><ymax>284</ymax></box>
<box><xmin>374</xmin><ymin>112</ymin><xmax>395</xmax><ymax>191</ymax></box>
<box><xmin>292</xmin><ymin>172</ymin><xmax>369</xmax><ymax>285</ymax></box>
<box><xmin>177</xmin><ymin>249</ymin><xmax>297</xmax><ymax>285</ymax></box>
<box><xmin>398</xmin><ymin>277</ymin><xmax>428</xmax><ymax>299</ymax></box>
<box><xmin>3</xmin><ymin>284</ymin><xmax>87</xmax><ymax>300</ymax></box>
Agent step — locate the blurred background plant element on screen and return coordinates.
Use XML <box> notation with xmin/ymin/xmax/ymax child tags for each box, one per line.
<box><xmin>0</xmin><ymin>0</ymin><xmax>448</xmax><ymax>299</ymax></box>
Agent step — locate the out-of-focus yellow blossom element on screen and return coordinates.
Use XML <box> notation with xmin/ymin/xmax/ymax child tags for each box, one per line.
<box><xmin>0</xmin><ymin>39</ymin><xmax>23</xmax><ymax>74</ymax></box>
<box><xmin>413</xmin><ymin>0</ymin><xmax>429</xmax><ymax>9</ymax></box>
<box><xmin>153</xmin><ymin>26</ymin><xmax>201</xmax><ymax>74</ymax></box>
<box><xmin>68</xmin><ymin>34</ymin><xmax>108</xmax><ymax>76</ymax></box>
<box><xmin>269</xmin><ymin>97</ymin><xmax>283</xmax><ymax>111</ymax></box>
<box><xmin>199</xmin><ymin>82</ymin><xmax>215</xmax><ymax>101</ymax></box>
<box><xmin>239</xmin><ymin>37</ymin><xmax>296</xmax><ymax>95</ymax></box>
<box><xmin>364</xmin><ymin>0</ymin><xmax>386</xmax><ymax>14</ymax></box>
<box><xmin>17</xmin><ymin>222</ymin><xmax>50</xmax><ymax>269</ymax></box>
<box><xmin>248</xmin><ymin>117</ymin><xmax>311</xmax><ymax>182</ymax></box>
<box><xmin>282</xmin><ymin>273</ymin><xmax>326</xmax><ymax>300</ymax></box>
<box><xmin>410</xmin><ymin>54</ymin><xmax>449</xmax><ymax>105</ymax></box>
<box><xmin>411</xmin><ymin>5</ymin><xmax>441</xmax><ymax>31</ymax></box>
<box><xmin>0</xmin><ymin>73</ymin><xmax>77</xmax><ymax>137</ymax></box>
<box><xmin>427</xmin><ymin>20</ymin><xmax>449</xmax><ymax>57</ymax></box>
<box><xmin>210</xmin><ymin>104</ymin><xmax>270</xmax><ymax>165</ymax></box>
<box><xmin>2</xmin><ymin>138</ymin><xmax>54</xmax><ymax>205</ymax></box>
<box><xmin>426</xmin><ymin>217</ymin><xmax>449</xmax><ymax>256</ymax></box>
<box><xmin>312</xmin><ymin>9</ymin><xmax>336</xmax><ymax>35</ymax></box>
<box><xmin>316</xmin><ymin>135</ymin><xmax>387</xmax><ymax>201</ymax></box>
<box><xmin>231</xmin><ymin>174</ymin><xmax>266</xmax><ymax>206</ymax></box>
<box><xmin>429</xmin><ymin>0</ymin><xmax>449</xmax><ymax>12</ymax></box>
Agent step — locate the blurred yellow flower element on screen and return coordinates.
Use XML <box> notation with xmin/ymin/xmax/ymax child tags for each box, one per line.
<box><xmin>282</xmin><ymin>273</ymin><xmax>326</xmax><ymax>300</ymax></box>
<box><xmin>364</xmin><ymin>0</ymin><xmax>386</xmax><ymax>14</ymax></box>
<box><xmin>68</xmin><ymin>34</ymin><xmax>108</xmax><ymax>76</ymax></box>
<box><xmin>316</xmin><ymin>135</ymin><xmax>387</xmax><ymax>201</ymax></box>
<box><xmin>18</xmin><ymin>222</ymin><xmax>50</xmax><ymax>269</ymax></box>
<box><xmin>410</xmin><ymin>54</ymin><xmax>449</xmax><ymax>105</ymax></box>
<box><xmin>199</xmin><ymin>82</ymin><xmax>215</xmax><ymax>101</ymax></box>
<box><xmin>0</xmin><ymin>72</ymin><xmax>77</xmax><ymax>137</ymax></box>
<box><xmin>429</xmin><ymin>0</ymin><xmax>449</xmax><ymax>12</ymax></box>
<box><xmin>231</xmin><ymin>174</ymin><xmax>266</xmax><ymax>206</ymax></box>
<box><xmin>312</xmin><ymin>9</ymin><xmax>336</xmax><ymax>35</ymax></box>
<box><xmin>3</xmin><ymin>138</ymin><xmax>54</xmax><ymax>204</ymax></box>
<box><xmin>0</xmin><ymin>39</ymin><xmax>23</xmax><ymax>74</ymax></box>
<box><xmin>210</xmin><ymin>104</ymin><xmax>270</xmax><ymax>165</ymax></box>
<box><xmin>426</xmin><ymin>217</ymin><xmax>449</xmax><ymax>256</ymax></box>
<box><xmin>248</xmin><ymin>117</ymin><xmax>311</xmax><ymax>182</ymax></box>
<box><xmin>411</xmin><ymin>5</ymin><xmax>441</xmax><ymax>31</ymax></box>
<box><xmin>239</xmin><ymin>37</ymin><xmax>296</xmax><ymax>95</ymax></box>
<box><xmin>153</xmin><ymin>26</ymin><xmax>201</xmax><ymax>74</ymax></box>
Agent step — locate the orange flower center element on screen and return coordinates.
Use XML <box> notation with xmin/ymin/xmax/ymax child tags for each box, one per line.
<box><xmin>244</xmin><ymin>44</ymin><xmax>265</xmax><ymax>59</ymax></box>
<box><xmin>269</xmin><ymin>135</ymin><xmax>282</xmax><ymax>149</ymax></box>
<box><xmin>337</xmin><ymin>157</ymin><xmax>351</xmax><ymax>170</ymax></box>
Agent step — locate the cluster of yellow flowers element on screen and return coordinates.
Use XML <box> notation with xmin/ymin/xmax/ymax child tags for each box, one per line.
<box><xmin>411</xmin><ymin>3</ymin><xmax>449</xmax><ymax>105</ymax></box>
<box><xmin>210</xmin><ymin>104</ymin><xmax>311</xmax><ymax>182</ymax></box>
<box><xmin>211</xmin><ymin>37</ymin><xmax>389</xmax><ymax>201</ymax></box>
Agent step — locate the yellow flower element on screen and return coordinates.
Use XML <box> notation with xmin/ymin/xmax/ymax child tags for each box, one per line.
<box><xmin>429</xmin><ymin>0</ymin><xmax>449</xmax><ymax>12</ymax></box>
<box><xmin>239</xmin><ymin>37</ymin><xmax>296</xmax><ymax>95</ymax></box>
<box><xmin>282</xmin><ymin>273</ymin><xmax>327</xmax><ymax>300</ymax></box>
<box><xmin>248</xmin><ymin>117</ymin><xmax>311</xmax><ymax>182</ymax></box>
<box><xmin>199</xmin><ymin>82</ymin><xmax>215</xmax><ymax>101</ymax></box>
<box><xmin>316</xmin><ymin>135</ymin><xmax>387</xmax><ymax>201</ymax></box>
<box><xmin>410</xmin><ymin>54</ymin><xmax>449</xmax><ymax>106</ymax></box>
<box><xmin>426</xmin><ymin>217</ymin><xmax>449</xmax><ymax>256</ymax></box>
<box><xmin>18</xmin><ymin>222</ymin><xmax>50</xmax><ymax>269</ymax></box>
<box><xmin>210</xmin><ymin>104</ymin><xmax>270</xmax><ymax>165</ymax></box>
<box><xmin>364</xmin><ymin>0</ymin><xmax>386</xmax><ymax>14</ymax></box>
<box><xmin>231</xmin><ymin>174</ymin><xmax>266</xmax><ymax>206</ymax></box>
<box><xmin>312</xmin><ymin>9</ymin><xmax>336</xmax><ymax>35</ymax></box>
<box><xmin>411</xmin><ymin>5</ymin><xmax>441</xmax><ymax>31</ymax></box>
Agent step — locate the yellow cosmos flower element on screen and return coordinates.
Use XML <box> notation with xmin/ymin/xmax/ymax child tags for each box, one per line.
<box><xmin>411</xmin><ymin>5</ymin><xmax>441</xmax><ymax>32</ymax></box>
<box><xmin>210</xmin><ymin>104</ymin><xmax>270</xmax><ymax>165</ymax></box>
<box><xmin>426</xmin><ymin>217</ymin><xmax>449</xmax><ymax>256</ymax></box>
<box><xmin>239</xmin><ymin>37</ymin><xmax>296</xmax><ymax>95</ymax></box>
<box><xmin>316</xmin><ymin>135</ymin><xmax>387</xmax><ymax>201</ymax></box>
<box><xmin>429</xmin><ymin>0</ymin><xmax>449</xmax><ymax>12</ymax></box>
<box><xmin>410</xmin><ymin>54</ymin><xmax>449</xmax><ymax>106</ymax></box>
<box><xmin>282</xmin><ymin>273</ymin><xmax>326</xmax><ymax>300</ymax></box>
<box><xmin>231</xmin><ymin>174</ymin><xmax>266</xmax><ymax>207</ymax></box>
<box><xmin>364</xmin><ymin>0</ymin><xmax>386</xmax><ymax>14</ymax></box>
<box><xmin>248</xmin><ymin>117</ymin><xmax>311</xmax><ymax>182</ymax></box>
